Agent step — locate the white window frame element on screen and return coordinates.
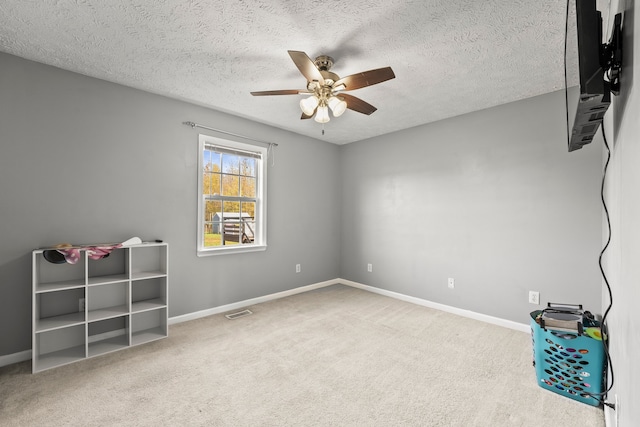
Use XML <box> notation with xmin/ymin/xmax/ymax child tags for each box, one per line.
<box><xmin>197</xmin><ymin>134</ymin><xmax>267</xmax><ymax>256</ymax></box>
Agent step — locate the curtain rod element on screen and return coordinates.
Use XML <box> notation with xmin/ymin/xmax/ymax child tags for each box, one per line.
<box><xmin>183</xmin><ymin>121</ymin><xmax>278</xmax><ymax>147</ymax></box>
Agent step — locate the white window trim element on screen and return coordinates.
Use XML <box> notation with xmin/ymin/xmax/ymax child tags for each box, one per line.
<box><xmin>197</xmin><ymin>134</ymin><xmax>267</xmax><ymax>256</ymax></box>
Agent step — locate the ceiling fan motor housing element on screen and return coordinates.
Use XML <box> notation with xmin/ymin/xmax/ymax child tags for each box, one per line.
<box><xmin>314</xmin><ymin>55</ymin><xmax>334</xmax><ymax>71</ymax></box>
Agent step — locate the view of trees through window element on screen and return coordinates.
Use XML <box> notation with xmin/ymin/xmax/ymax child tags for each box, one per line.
<box><xmin>202</xmin><ymin>148</ymin><xmax>258</xmax><ymax>247</ymax></box>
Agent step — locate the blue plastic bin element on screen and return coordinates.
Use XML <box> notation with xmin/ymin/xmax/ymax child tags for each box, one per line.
<box><xmin>530</xmin><ymin>310</ymin><xmax>606</xmax><ymax>406</ymax></box>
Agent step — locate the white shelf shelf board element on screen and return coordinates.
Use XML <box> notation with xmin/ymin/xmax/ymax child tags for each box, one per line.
<box><xmin>131</xmin><ymin>271</ymin><xmax>166</xmax><ymax>281</ymax></box>
<box><xmin>36</xmin><ymin>279</ymin><xmax>85</xmax><ymax>293</ymax></box>
<box><xmin>132</xmin><ymin>299</ymin><xmax>166</xmax><ymax>313</ymax></box>
<box><xmin>36</xmin><ymin>312</ymin><xmax>85</xmax><ymax>333</ymax></box>
<box><xmin>34</xmin><ymin>345</ymin><xmax>85</xmax><ymax>372</ymax></box>
<box><xmin>88</xmin><ymin>305</ymin><xmax>129</xmax><ymax>322</ymax></box>
<box><xmin>87</xmin><ymin>274</ymin><xmax>128</xmax><ymax>286</ymax></box>
<box><xmin>132</xmin><ymin>327</ymin><xmax>167</xmax><ymax>346</ymax></box>
<box><xmin>88</xmin><ymin>335</ymin><xmax>129</xmax><ymax>358</ymax></box>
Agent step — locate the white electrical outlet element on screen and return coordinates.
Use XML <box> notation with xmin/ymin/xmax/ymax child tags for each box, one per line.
<box><xmin>367</xmin><ymin>263</ymin><xmax>372</xmax><ymax>272</ymax></box>
<box><xmin>448</xmin><ymin>278</ymin><xmax>455</xmax><ymax>289</ymax></box>
<box><xmin>79</xmin><ymin>298</ymin><xmax>85</xmax><ymax>312</ymax></box>
<box><xmin>295</xmin><ymin>264</ymin><xmax>301</xmax><ymax>273</ymax></box>
<box><xmin>528</xmin><ymin>291</ymin><xmax>540</xmax><ymax>305</ymax></box>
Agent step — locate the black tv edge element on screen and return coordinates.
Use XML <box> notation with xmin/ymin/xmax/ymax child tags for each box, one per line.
<box><xmin>569</xmin><ymin>0</ymin><xmax>622</xmax><ymax>152</ymax></box>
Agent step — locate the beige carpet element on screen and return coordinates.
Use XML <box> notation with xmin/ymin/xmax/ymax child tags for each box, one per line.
<box><xmin>1</xmin><ymin>284</ymin><xmax>604</xmax><ymax>426</ymax></box>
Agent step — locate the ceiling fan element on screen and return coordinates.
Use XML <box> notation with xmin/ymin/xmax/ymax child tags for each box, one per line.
<box><xmin>251</xmin><ymin>50</ymin><xmax>395</xmax><ymax>124</ymax></box>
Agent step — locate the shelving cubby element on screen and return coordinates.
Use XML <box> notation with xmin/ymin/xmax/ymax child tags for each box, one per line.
<box><xmin>88</xmin><ymin>316</ymin><xmax>130</xmax><ymax>358</ymax></box>
<box><xmin>87</xmin><ymin>282</ymin><xmax>129</xmax><ymax>322</ymax></box>
<box><xmin>33</xmin><ymin>324</ymin><xmax>86</xmax><ymax>372</ymax></box>
<box><xmin>32</xmin><ymin>242</ymin><xmax>168</xmax><ymax>373</ymax></box>
<box><xmin>35</xmin><ymin>287</ymin><xmax>86</xmax><ymax>332</ymax></box>
<box><xmin>132</xmin><ymin>308</ymin><xmax>168</xmax><ymax>346</ymax></box>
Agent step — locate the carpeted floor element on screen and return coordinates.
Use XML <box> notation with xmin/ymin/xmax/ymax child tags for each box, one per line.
<box><xmin>0</xmin><ymin>284</ymin><xmax>604</xmax><ymax>426</ymax></box>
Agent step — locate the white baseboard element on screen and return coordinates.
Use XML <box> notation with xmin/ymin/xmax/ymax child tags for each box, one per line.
<box><xmin>0</xmin><ymin>350</ymin><xmax>31</xmax><ymax>368</ymax></box>
<box><xmin>1</xmin><ymin>277</ymin><xmax>528</xmax><ymax>368</ymax></box>
<box><xmin>169</xmin><ymin>278</ymin><xmax>529</xmax><ymax>333</ymax></box>
<box><xmin>340</xmin><ymin>279</ymin><xmax>530</xmax><ymax>333</ymax></box>
<box><xmin>604</xmin><ymin>395</ymin><xmax>617</xmax><ymax>427</ymax></box>
<box><xmin>168</xmin><ymin>278</ymin><xmax>340</xmax><ymax>325</ymax></box>
<box><xmin>604</xmin><ymin>405</ymin><xmax>615</xmax><ymax>427</ymax></box>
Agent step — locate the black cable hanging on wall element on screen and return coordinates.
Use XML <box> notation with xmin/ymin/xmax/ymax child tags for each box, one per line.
<box><xmin>562</xmin><ymin>0</ymin><xmax>617</xmax><ymax>407</ymax></box>
<box><xmin>598</xmin><ymin>122</ymin><xmax>615</xmax><ymax>407</ymax></box>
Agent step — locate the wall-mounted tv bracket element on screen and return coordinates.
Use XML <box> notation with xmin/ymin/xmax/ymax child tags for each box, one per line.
<box><xmin>601</xmin><ymin>13</ymin><xmax>623</xmax><ymax>96</ymax></box>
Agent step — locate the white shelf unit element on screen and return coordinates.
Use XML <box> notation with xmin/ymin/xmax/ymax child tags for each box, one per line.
<box><xmin>32</xmin><ymin>242</ymin><xmax>168</xmax><ymax>373</ymax></box>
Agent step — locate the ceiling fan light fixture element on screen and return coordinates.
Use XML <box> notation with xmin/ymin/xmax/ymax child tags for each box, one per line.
<box><xmin>314</xmin><ymin>105</ymin><xmax>330</xmax><ymax>123</ymax></box>
<box><xmin>300</xmin><ymin>95</ymin><xmax>319</xmax><ymax>116</ymax></box>
<box><xmin>251</xmin><ymin>50</ymin><xmax>395</xmax><ymax>127</ymax></box>
<box><xmin>328</xmin><ymin>96</ymin><xmax>347</xmax><ymax>117</ymax></box>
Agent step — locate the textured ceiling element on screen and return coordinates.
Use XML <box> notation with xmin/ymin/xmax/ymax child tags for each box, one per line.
<box><xmin>0</xmin><ymin>0</ymin><xmax>580</xmax><ymax>145</ymax></box>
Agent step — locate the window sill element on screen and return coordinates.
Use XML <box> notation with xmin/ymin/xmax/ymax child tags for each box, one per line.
<box><xmin>197</xmin><ymin>245</ymin><xmax>267</xmax><ymax>257</ymax></box>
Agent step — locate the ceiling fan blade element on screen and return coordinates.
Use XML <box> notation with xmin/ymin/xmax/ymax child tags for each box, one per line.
<box><xmin>301</xmin><ymin>112</ymin><xmax>313</xmax><ymax>120</ymax></box>
<box><xmin>288</xmin><ymin>50</ymin><xmax>324</xmax><ymax>85</ymax></box>
<box><xmin>339</xmin><ymin>93</ymin><xmax>377</xmax><ymax>115</ymax></box>
<box><xmin>251</xmin><ymin>89</ymin><xmax>305</xmax><ymax>96</ymax></box>
<box><xmin>334</xmin><ymin>67</ymin><xmax>395</xmax><ymax>91</ymax></box>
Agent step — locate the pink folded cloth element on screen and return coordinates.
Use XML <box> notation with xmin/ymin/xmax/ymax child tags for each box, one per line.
<box><xmin>56</xmin><ymin>244</ymin><xmax>123</xmax><ymax>264</ymax></box>
<box><xmin>56</xmin><ymin>248</ymin><xmax>81</xmax><ymax>264</ymax></box>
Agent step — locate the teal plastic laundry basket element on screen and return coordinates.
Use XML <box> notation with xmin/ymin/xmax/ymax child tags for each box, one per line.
<box><xmin>530</xmin><ymin>308</ymin><xmax>606</xmax><ymax>407</ymax></box>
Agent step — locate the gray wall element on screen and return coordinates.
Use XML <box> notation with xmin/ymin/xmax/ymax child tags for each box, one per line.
<box><xmin>0</xmin><ymin>52</ymin><xmax>341</xmax><ymax>356</ymax></box>
<box><xmin>603</xmin><ymin>1</ymin><xmax>640</xmax><ymax>423</ymax></box>
<box><xmin>339</xmin><ymin>90</ymin><xmax>603</xmax><ymax>324</ymax></box>
<box><xmin>0</xmin><ymin>50</ymin><xmax>607</xmax><ymax>363</ymax></box>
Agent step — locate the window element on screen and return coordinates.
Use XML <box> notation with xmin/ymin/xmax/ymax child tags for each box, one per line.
<box><xmin>197</xmin><ymin>134</ymin><xmax>267</xmax><ymax>256</ymax></box>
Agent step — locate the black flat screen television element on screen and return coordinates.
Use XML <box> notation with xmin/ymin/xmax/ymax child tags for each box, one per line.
<box><xmin>568</xmin><ymin>0</ymin><xmax>610</xmax><ymax>152</ymax></box>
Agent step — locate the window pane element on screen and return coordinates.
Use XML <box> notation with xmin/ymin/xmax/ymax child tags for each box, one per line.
<box><xmin>210</xmin><ymin>152</ymin><xmax>221</xmax><ymax>172</ymax></box>
<box><xmin>204</xmin><ymin>200</ymin><xmax>223</xmax><ymax>247</ymax></box>
<box><xmin>222</xmin><ymin>153</ymin><xmax>239</xmax><ymax>174</ymax></box>
<box><xmin>212</xmin><ymin>173</ymin><xmax>221</xmax><ymax>195</ymax></box>
<box><xmin>205</xmin><ymin>200</ymin><xmax>222</xmax><ymax>221</ymax></box>
<box><xmin>203</xmin><ymin>172</ymin><xmax>221</xmax><ymax>195</ymax></box>
<box><xmin>242</xmin><ymin>220</ymin><xmax>256</xmax><ymax>244</ymax></box>
<box><xmin>202</xmin><ymin>171</ymin><xmax>209</xmax><ymax>195</ymax></box>
<box><xmin>204</xmin><ymin>151</ymin><xmax>222</xmax><ymax>171</ymax></box>
<box><xmin>240</xmin><ymin>177</ymin><xmax>256</xmax><ymax>198</ymax></box>
<box><xmin>240</xmin><ymin>158</ymin><xmax>256</xmax><ymax>177</ymax></box>
<box><xmin>240</xmin><ymin>202</ymin><xmax>256</xmax><ymax>245</ymax></box>
<box><xmin>203</xmin><ymin>150</ymin><xmax>211</xmax><ymax>169</ymax></box>
<box><xmin>241</xmin><ymin>201</ymin><xmax>255</xmax><ymax>218</ymax></box>
<box><xmin>221</xmin><ymin>202</ymin><xmax>241</xmax><ymax>246</ymax></box>
<box><xmin>203</xmin><ymin>151</ymin><xmax>222</xmax><ymax>195</ymax></box>
<box><xmin>222</xmin><ymin>201</ymin><xmax>240</xmax><ymax>215</ymax></box>
<box><xmin>222</xmin><ymin>175</ymin><xmax>240</xmax><ymax>196</ymax></box>
<box><xmin>203</xmin><ymin>151</ymin><xmax>211</xmax><ymax>195</ymax></box>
